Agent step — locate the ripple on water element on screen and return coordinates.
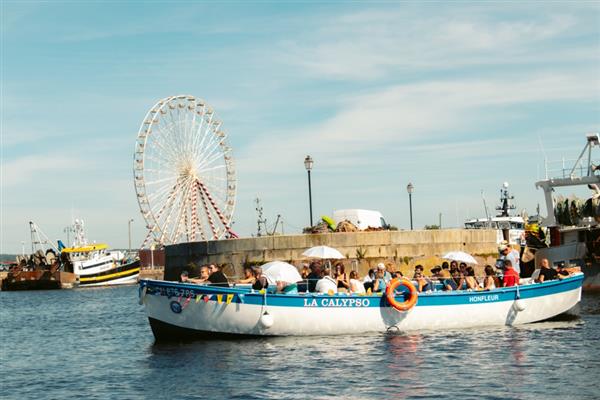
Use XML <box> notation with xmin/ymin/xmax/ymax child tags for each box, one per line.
<box><xmin>1</xmin><ymin>288</ymin><xmax>599</xmax><ymax>399</ymax></box>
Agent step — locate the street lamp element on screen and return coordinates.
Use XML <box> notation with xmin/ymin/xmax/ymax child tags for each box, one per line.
<box><xmin>128</xmin><ymin>219</ymin><xmax>134</xmax><ymax>254</ymax></box>
<box><xmin>407</xmin><ymin>182</ymin><xmax>414</xmax><ymax>230</ymax></box>
<box><xmin>304</xmin><ymin>155</ymin><xmax>314</xmax><ymax>227</ymax></box>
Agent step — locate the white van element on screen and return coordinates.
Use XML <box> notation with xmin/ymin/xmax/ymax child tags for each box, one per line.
<box><xmin>333</xmin><ymin>209</ymin><xmax>389</xmax><ymax>230</ymax></box>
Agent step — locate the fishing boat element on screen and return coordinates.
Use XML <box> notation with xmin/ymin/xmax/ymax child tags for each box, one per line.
<box><xmin>60</xmin><ymin>219</ymin><xmax>140</xmax><ymax>287</ymax></box>
<box><xmin>139</xmin><ymin>274</ymin><xmax>583</xmax><ymax>340</ymax></box>
<box><xmin>464</xmin><ymin>182</ymin><xmax>525</xmax><ymax>245</ymax></box>
<box><xmin>533</xmin><ymin>133</ymin><xmax>600</xmax><ymax>291</ymax></box>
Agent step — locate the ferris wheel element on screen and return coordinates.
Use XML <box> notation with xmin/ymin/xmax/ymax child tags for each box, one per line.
<box><xmin>133</xmin><ymin>94</ymin><xmax>237</xmax><ymax>247</ymax></box>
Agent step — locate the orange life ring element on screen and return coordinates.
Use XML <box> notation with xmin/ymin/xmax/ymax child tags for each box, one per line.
<box><xmin>385</xmin><ymin>278</ymin><xmax>418</xmax><ymax>312</ymax></box>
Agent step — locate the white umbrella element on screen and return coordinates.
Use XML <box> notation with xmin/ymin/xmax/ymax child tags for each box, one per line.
<box><xmin>302</xmin><ymin>245</ymin><xmax>345</xmax><ymax>259</ymax></box>
<box><xmin>442</xmin><ymin>251</ymin><xmax>478</xmax><ymax>265</ymax></box>
<box><xmin>261</xmin><ymin>261</ymin><xmax>302</xmax><ymax>284</ymax></box>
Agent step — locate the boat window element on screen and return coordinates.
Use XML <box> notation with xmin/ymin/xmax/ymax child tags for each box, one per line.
<box><xmin>498</xmin><ymin>222</ymin><xmax>510</xmax><ymax>230</ymax></box>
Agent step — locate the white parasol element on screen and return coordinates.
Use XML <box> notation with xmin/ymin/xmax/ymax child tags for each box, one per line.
<box><xmin>441</xmin><ymin>251</ymin><xmax>478</xmax><ymax>265</ymax></box>
<box><xmin>261</xmin><ymin>261</ymin><xmax>302</xmax><ymax>284</ymax></box>
<box><xmin>302</xmin><ymin>245</ymin><xmax>345</xmax><ymax>260</ymax></box>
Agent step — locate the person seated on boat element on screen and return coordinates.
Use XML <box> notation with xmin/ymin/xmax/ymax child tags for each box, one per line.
<box><xmin>414</xmin><ymin>270</ymin><xmax>432</xmax><ymax>292</ymax></box>
<box><xmin>306</xmin><ymin>261</ymin><xmax>322</xmax><ymax>293</ymax></box>
<box><xmin>439</xmin><ymin>262</ymin><xmax>452</xmax><ymax>280</ymax></box>
<box><xmin>372</xmin><ymin>266</ymin><xmax>388</xmax><ymax>293</ymax></box>
<box><xmin>348</xmin><ymin>270</ymin><xmax>366</xmax><ymax>294</ymax></box>
<box><xmin>300</xmin><ymin>263</ymin><xmax>310</xmax><ymax>280</ymax></box>
<box><xmin>555</xmin><ymin>263</ymin><xmax>574</xmax><ymax>279</ymax></box>
<box><xmin>207</xmin><ymin>264</ymin><xmax>229</xmax><ymax>287</ymax></box>
<box><xmin>381</xmin><ymin>263</ymin><xmax>393</xmax><ymax>282</ymax></box>
<box><xmin>482</xmin><ymin>265</ymin><xmax>500</xmax><ymax>290</ymax></box>
<box><xmin>412</xmin><ymin>264</ymin><xmax>424</xmax><ymax>279</ymax></box>
<box><xmin>186</xmin><ymin>265</ymin><xmax>211</xmax><ymax>284</ymax></box>
<box><xmin>251</xmin><ymin>266</ymin><xmax>269</xmax><ymax>291</ymax></box>
<box><xmin>315</xmin><ymin>266</ymin><xmax>338</xmax><ymax>294</ymax></box>
<box><xmin>237</xmin><ymin>265</ymin><xmax>256</xmax><ymax>284</ymax></box>
<box><xmin>334</xmin><ymin>262</ymin><xmax>349</xmax><ymax>292</ymax></box>
<box><xmin>276</xmin><ymin>280</ymin><xmax>299</xmax><ymax>294</ymax></box>
<box><xmin>180</xmin><ymin>270</ymin><xmax>189</xmax><ymax>283</ymax></box>
<box><xmin>392</xmin><ymin>270</ymin><xmax>403</xmax><ymax>279</ymax></box>
<box><xmin>449</xmin><ymin>260</ymin><xmax>459</xmax><ymax>273</ymax></box>
<box><xmin>464</xmin><ymin>266</ymin><xmax>479</xmax><ymax>290</ymax></box>
<box><xmin>536</xmin><ymin>258</ymin><xmax>558</xmax><ymax>283</ymax></box>
<box><xmin>362</xmin><ymin>268</ymin><xmax>376</xmax><ymax>293</ymax></box>
<box><xmin>430</xmin><ymin>266</ymin><xmax>442</xmax><ymax>281</ymax></box>
<box><xmin>451</xmin><ymin>268</ymin><xmax>466</xmax><ymax>290</ymax></box>
<box><xmin>502</xmin><ymin>259</ymin><xmax>519</xmax><ymax>287</ymax></box>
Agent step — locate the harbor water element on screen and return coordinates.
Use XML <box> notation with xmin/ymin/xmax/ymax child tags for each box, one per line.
<box><xmin>1</xmin><ymin>286</ymin><xmax>599</xmax><ymax>399</ymax></box>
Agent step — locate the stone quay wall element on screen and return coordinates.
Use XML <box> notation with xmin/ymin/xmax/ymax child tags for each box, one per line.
<box><xmin>164</xmin><ymin>229</ymin><xmax>498</xmax><ymax>281</ymax></box>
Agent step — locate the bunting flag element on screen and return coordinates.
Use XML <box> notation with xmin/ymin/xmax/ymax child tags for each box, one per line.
<box><xmin>195</xmin><ymin>295</ymin><xmax>201</xmax><ymax>303</ymax></box>
<box><xmin>238</xmin><ymin>293</ymin><xmax>245</xmax><ymax>303</ymax></box>
<box><xmin>182</xmin><ymin>295</ymin><xmax>192</xmax><ymax>309</ymax></box>
<box><xmin>327</xmin><ymin>289</ymin><xmax>334</xmax><ymax>296</ymax></box>
<box><xmin>203</xmin><ymin>295</ymin><xmax>210</xmax><ymax>303</ymax></box>
<box><xmin>217</xmin><ymin>294</ymin><xmax>223</xmax><ymax>304</ymax></box>
<box><xmin>366</xmin><ymin>288</ymin><xmax>372</xmax><ymax>295</ymax></box>
<box><xmin>259</xmin><ymin>289</ymin><xmax>266</xmax><ymax>295</ymax></box>
<box><xmin>226</xmin><ymin>294</ymin><xmax>234</xmax><ymax>304</ymax></box>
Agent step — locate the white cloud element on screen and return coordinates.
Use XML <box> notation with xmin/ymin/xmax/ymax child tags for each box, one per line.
<box><xmin>237</xmin><ymin>71</ymin><xmax>599</xmax><ymax>175</ymax></box>
<box><xmin>1</xmin><ymin>155</ymin><xmax>84</xmax><ymax>187</ymax></box>
<box><xmin>280</xmin><ymin>8</ymin><xmax>597</xmax><ymax>80</ymax></box>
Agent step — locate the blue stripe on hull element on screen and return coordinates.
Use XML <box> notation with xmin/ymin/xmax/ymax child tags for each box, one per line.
<box><xmin>140</xmin><ymin>274</ymin><xmax>583</xmax><ymax>309</ymax></box>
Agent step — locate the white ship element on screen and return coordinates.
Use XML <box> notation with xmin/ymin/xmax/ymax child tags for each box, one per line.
<box><xmin>464</xmin><ymin>183</ymin><xmax>525</xmax><ymax>245</ymax></box>
<box><xmin>534</xmin><ymin>133</ymin><xmax>600</xmax><ymax>291</ymax></box>
<box><xmin>60</xmin><ymin>220</ymin><xmax>140</xmax><ymax>287</ymax></box>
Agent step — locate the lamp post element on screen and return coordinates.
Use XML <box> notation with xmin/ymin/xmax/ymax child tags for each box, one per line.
<box><xmin>304</xmin><ymin>155</ymin><xmax>314</xmax><ymax>227</ymax></box>
<box><xmin>128</xmin><ymin>219</ymin><xmax>134</xmax><ymax>254</ymax></box>
<box><xmin>150</xmin><ymin>244</ymin><xmax>155</xmax><ymax>269</ymax></box>
<box><xmin>407</xmin><ymin>182</ymin><xmax>414</xmax><ymax>230</ymax></box>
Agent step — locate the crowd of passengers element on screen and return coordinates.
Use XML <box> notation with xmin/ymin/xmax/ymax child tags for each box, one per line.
<box><xmin>180</xmin><ymin>248</ymin><xmax>575</xmax><ymax>295</ymax></box>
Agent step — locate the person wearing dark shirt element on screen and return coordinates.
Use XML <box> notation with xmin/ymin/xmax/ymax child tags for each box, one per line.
<box><xmin>251</xmin><ymin>266</ymin><xmax>269</xmax><ymax>291</ymax></box>
<box><xmin>306</xmin><ymin>262</ymin><xmax>321</xmax><ymax>292</ymax></box>
<box><xmin>536</xmin><ymin>258</ymin><xmax>558</xmax><ymax>283</ymax></box>
<box><xmin>207</xmin><ymin>264</ymin><xmax>229</xmax><ymax>287</ymax></box>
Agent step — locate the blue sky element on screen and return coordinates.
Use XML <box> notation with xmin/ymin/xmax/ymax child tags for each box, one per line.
<box><xmin>1</xmin><ymin>1</ymin><xmax>599</xmax><ymax>253</ymax></box>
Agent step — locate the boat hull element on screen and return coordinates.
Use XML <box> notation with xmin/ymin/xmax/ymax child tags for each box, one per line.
<box><xmin>78</xmin><ymin>260</ymin><xmax>140</xmax><ymax>287</ymax></box>
<box><xmin>140</xmin><ymin>274</ymin><xmax>583</xmax><ymax>340</ymax></box>
<box><xmin>1</xmin><ymin>270</ymin><xmax>78</xmax><ymax>291</ymax></box>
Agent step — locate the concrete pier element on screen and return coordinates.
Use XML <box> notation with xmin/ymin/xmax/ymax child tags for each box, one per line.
<box><xmin>164</xmin><ymin>229</ymin><xmax>498</xmax><ymax>281</ymax></box>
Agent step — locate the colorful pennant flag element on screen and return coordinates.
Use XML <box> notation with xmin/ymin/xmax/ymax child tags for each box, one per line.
<box><xmin>195</xmin><ymin>295</ymin><xmax>201</xmax><ymax>303</ymax></box>
<box><xmin>203</xmin><ymin>295</ymin><xmax>209</xmax><ymax>303</ymax></box>
<box><xmin>226</xmin><ymin>294</ymin><xmax>234</xmax><ymax>304</ymax></box>
<box><xmin>217</xmin><ymin>294</ymin><xmax>223</xmax><ymax>304</ymax></box>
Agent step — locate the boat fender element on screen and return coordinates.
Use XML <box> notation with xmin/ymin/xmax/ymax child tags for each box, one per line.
<box><xmin>138</xmin><ymin>286</ymin><xmax>147</xmax><ymax>305</ymax></box>
<box><xmin>513</xmin><ymin>299</ymin><xmax>526</xmax><ymax>312</ymax></box>
<box><xmin>260</xmin><ymin>310</ymin><xmax>274</xmax><ymax>328</ymax></box>
<box><xmin>385</xmin><ymin>278</ymin><xmax>418</xmax><ymax>312</ymax></box>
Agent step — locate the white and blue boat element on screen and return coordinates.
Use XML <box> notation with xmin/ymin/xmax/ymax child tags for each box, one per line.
<box><xmin>139</xmin><ymin>274</ymin><xmax>583</xmax><ymax>340</ymax></box>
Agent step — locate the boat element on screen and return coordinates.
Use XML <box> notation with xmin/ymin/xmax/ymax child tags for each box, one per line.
<box><xmin>60</xmin><ymin>219</ymin><xmax>140</xmax><ymax>287</ymax></box>
<box><xmin>1</xmin><ymin>222</ymin><xmax>77</xmax><ymax>291</ymax></box>
<box><xmin>464</xmin><ymin>183</ymin><xmax>525</xmax><ymax>245</ymax></box>
<box><xmin>533</xmin><ymin>133</ymin><xmax>600</xmax><ymax>291</ymax></box>
<box><xmin>139</xmin><ymin>274</ymin><xmax>583</xmax><ymax>340</ymax></box>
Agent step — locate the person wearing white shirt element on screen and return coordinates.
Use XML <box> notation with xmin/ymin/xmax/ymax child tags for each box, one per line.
<box><xmin>315</xmin><ymin>266</ymin><xmax>338</xmax><ymax>294</ymax></box>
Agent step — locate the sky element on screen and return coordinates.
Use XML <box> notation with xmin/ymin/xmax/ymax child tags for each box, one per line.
<box><xmin>1</xmin><ymin>1</ymin><xmax>599</xmax><ymax>254</ymax></box>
